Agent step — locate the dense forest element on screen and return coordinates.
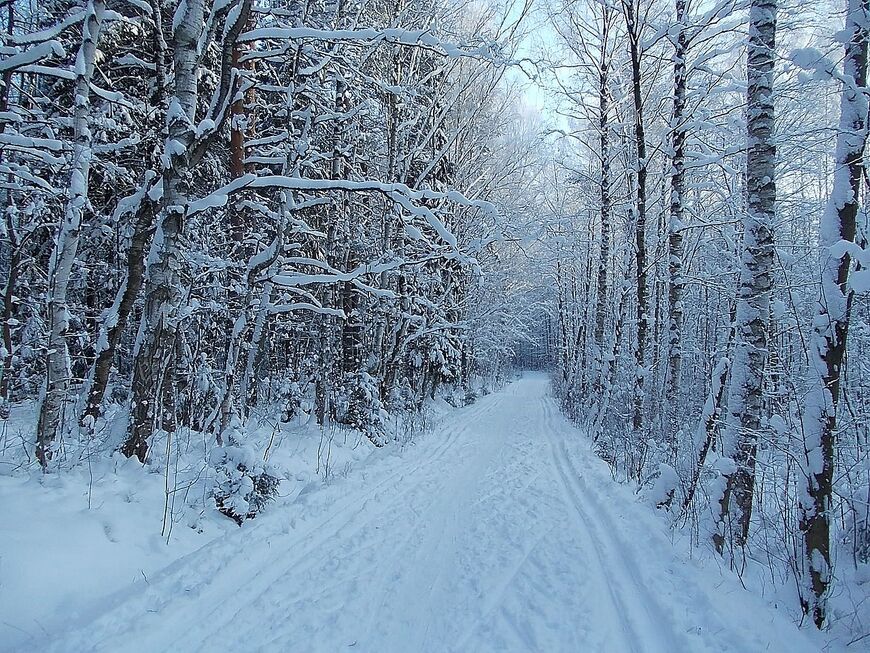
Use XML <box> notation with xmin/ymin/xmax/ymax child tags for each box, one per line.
<box><xmin>1</xmin><ymin>0</ymin><xmax>869</xmax><ymax>645</ymax></box>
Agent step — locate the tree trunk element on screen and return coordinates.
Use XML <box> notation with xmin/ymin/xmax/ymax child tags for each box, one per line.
<box><xmin>81</xmin><ymin>0</ymin><xmax>167</xmax><ymax>426</ymax></box>
<box><xmin>715</xmin><ymin>0</ymin><xmax>777</xmax><ymax>552</ymax></box>
<box><xmin>0</xmin><ymin>214</ymin><xmax>20</xmax><ymax>404</ymax></box>
<box><xmin>683</xmin><ymin>301</ymin><xmax>736</xmax><ymax>512</ymax></box>
<box><xmin>0</xmin><ymin>0</ymin><xmax>15</xmax><ymax>406</ymax></box>
<box><xmin>594</xmin><ymin>9</ymin><xmax>613</xmax><ymax>388</ymax></box>
<box><xmin>123</xmin><ymin>0</ymin><xmax>206</xmax><ymax>461</ymax></box>
<box><xmin>666</xmin><ymin>0</ymin><xmax>688</xmax><ymax>459</ymax></box>
<box><xmin>36</xmin><ymin>0</ymin><xmax>105</xmax><ymax>467</ymax></box>
<box><xmin>623</xmin><ymin>0</ymin><xmax>649</xmax><ymax>438</ymax></box>
<box><xmin>799</xmin><ymin>0</ymin><xmax>868</xmax><ymax>627</ymax></box>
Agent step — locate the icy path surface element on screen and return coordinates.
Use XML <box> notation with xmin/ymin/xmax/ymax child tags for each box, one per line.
<box><xmin>41</xmin><ymin>375</ymin><xmax>820</xmax><ymax>653</ymax></box>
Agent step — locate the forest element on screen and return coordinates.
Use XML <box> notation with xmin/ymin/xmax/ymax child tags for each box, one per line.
<box><xmin>0</xmin><ymin>0</ymin><xmax>868</xmax><ymax>648</ymax></box>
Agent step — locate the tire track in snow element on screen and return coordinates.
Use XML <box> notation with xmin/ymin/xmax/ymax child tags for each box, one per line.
<box><xmin>446</xmin><ymin>420</ymin><xmax>591</xmax><ymax>652</ymax></box>
<box><xmin>197</xmin><ymin>395</ymin><xmax>504</xmax><ymax>644</ymax></box>
<box><xmin>355</xmin><ymin>383</ymin><xmax>585</xmax><ymax>653</ymax></box>
<box><xmin>538</xmin><ymin>394</ymin><xmax>683</xmax><ymax>653</ymax></box>
<box><xmin>439</xmin><ymin>384</ymin><xmax>641</xmax><ymax>653</ymax></box>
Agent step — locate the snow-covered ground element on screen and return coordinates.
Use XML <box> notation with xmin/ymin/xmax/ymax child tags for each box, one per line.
<box><xmin>4</xmin><ymin>375</ymin><xmax>830</xmax><ymax>652</ymax></box>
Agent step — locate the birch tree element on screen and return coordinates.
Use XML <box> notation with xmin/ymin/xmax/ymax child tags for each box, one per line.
<box><xmin>35</xmin><ymin>0</ymin><xmax>106</xmax><ymax>467</ymax></box>
<box><xmin>621</xmin><ymin>0</ymin><xmax>651</xmax><ymax>438</ymax></box>
<box><xmin>715</xmin><ymin>0</ymin><xmax>777</xmax><ymax>553</ymax></box>
<box><xmin>799</xmin><ymin>0</ymin><xmax>869</xmax><ymax>627</ymax></box>
<box><xmin>665</xmin><ymin>0</ymin><xmax>687</xmax><ymax>458</ymax></box>
<box><xmin>592</xmin><ymin>3</ymin><xmax>615</xmax><ymax>393</ymax></box>
<box><xmin>123</xmin><ymin>0</ymin><xmax>258</xmax><ymax>459</ymax></box>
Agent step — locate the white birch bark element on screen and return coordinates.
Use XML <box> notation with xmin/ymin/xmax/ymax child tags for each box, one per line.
<box><xmin>621</xmin><ymin>0</ymin><xmax>650</xmax><ymax>441</ymax></box>
<box><xmin>35</xmin><ymin>0</ymin><xmax>105</xmax><ymax>467</ymax></box>
<box><xmin>799</xmin><ymin>0</ymin><xmax>869</xmax><ymax>627</ymax></box>
<box><xmin>666</xmin><ymin>0</ymin><xmax>688</xmax><ymax>460</ymax></box>
<box><xmin>124</xmin><ymin>0</ymin><xmax>207</xmax><ymax>460</ymax></box>
<box><xmin>715</xmin><ymin>0</ymin><xmax>777</xmax><ymax>552</ymax></box>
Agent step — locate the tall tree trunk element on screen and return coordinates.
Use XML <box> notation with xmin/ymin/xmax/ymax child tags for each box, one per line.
<box><xmin>314</xmin><ymin>83</ymin><xmax>348</xmax><ymax>425</ymax></box>
<box><xmin>0</xmin><ymin>0</ymin><xmax>15</xmax><ymax>407</ymax></box>
<box><xmin>715</xmin><ymin>0</ymin><xmax>777</xmax><ymax>552</ymax></box>
<box><xmin>594</xmin><ymin>8</ymin><xmax>613</xmax><ymax>388</ymax></box>
<box><xmin>123</xmin><ymin>0</ymin><xmax>206</xmax><ymax>461</ymax></box>
<box><xmin>35</xmin><ymin>0</ymin><xmax>105</xmax><ymax>467</ymax></box>
<box><xmin>591</xmin><ymin>278</ymin><xmax>631</xmax><ymax>441</ymax></box>
<box><xmin>228</xmin><ymin>7</ymin><xmax>252</xmax><ymax>246</ymax></box>
<box><xmin>622</xmin><ymin>0</ymin><xmax>649</xmax><ymax>438</ymax></box>
<box><xmin>799</xmin><ymin>0</ymin><xmax>868</xmax><ymax>627</ymax></box>
<box><xmin>683</xmin><ymin>301</ymin><xmax>736</xmax><ymax>512</ymax></box>
<box><xmin>239</xmin><ymin>279</ymin><xmax>270</xmax><ymax>401</ymax></box>
<box><xmin>666</xmin><ymin>0</ymin><xmax>688</xmax><ymax>459</ymax></box>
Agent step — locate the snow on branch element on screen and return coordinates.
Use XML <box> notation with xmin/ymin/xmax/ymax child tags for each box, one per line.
<box><xmin>272</xmin><ymin>259</ymin><xmax>404</xmax><ymax>288</ymax></box>
<box><xmin>3</xmin><ymin>13</ymin><xmax>85</xmax><ymax>45</ymax></box>
<box><xmin>186</xmin><ymin>174</ymin><xmax>495</xmax><ymax>251</ymax></box>
<box><xmin>0</xmin><ymin>41</ymin><xmax>65</xmax><ymax>72</ymax></box>
<box><xmin>17</xmin><ymin>65</ymin><xmax>136</xmax><ymax>108</ymax></box>
<box><xmin>238</xmin><ymin>27</ymin><xmax>500</xmax><ymax>61</ymax></box>
<box><xmin>268</xmin><ymin>303</ymin><xmax>346</xmax><ymax>318</ymax></box>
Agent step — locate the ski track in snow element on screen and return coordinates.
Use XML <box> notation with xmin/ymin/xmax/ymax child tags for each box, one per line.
<box><xmin>31</xmin><ymin>375</ymin><xmax>821</xmax><ymax>653</ymax></box>
<box><xmin>540</xmin><ymin>396</ymin><xmax>668</xmax><ymax>653</ymax></box>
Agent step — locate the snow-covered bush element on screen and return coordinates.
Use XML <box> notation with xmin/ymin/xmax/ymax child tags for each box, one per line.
<box><xmin>387</xmin><ymin>380</ymin><xmax>417</xmax><ymax>413</ymax></box>
<box><xmin>647</xmin><ymin>463</ymin><xmax>679</xmax><ymax>511</ymax></box>
<box><xmin>335</xmin><ymin>372</ymin><xmax>386</xmax><ymax>446</ymax></box>
<box><xmin>462</xmin><ymin>384</ymin><xmax>479</xmax><ymax>405</ymax></box>
<box><xmin>440</xmin><ymin>386</ymin><xmax>464</xmax><ymax>408</ymax></box>
<box><xmin>439</xmin><ymin>383</ymin><xmax>478</xmax><ymax>408</ymax></box>
<box><xmin>278</xmin><ymin>380</ymin><xmax>309</xmax><ymax>423</ymax></box>
<box><xmin>211</xmin><ymin>446</ymin><xmax>280</xmax><ymax>525</ymax></box>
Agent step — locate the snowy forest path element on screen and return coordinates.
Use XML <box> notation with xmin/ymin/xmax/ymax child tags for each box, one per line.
<box><xmin>40</xmin><ymin>374</ymin><xmax>820</xmax><ymax>653</ymax></box>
